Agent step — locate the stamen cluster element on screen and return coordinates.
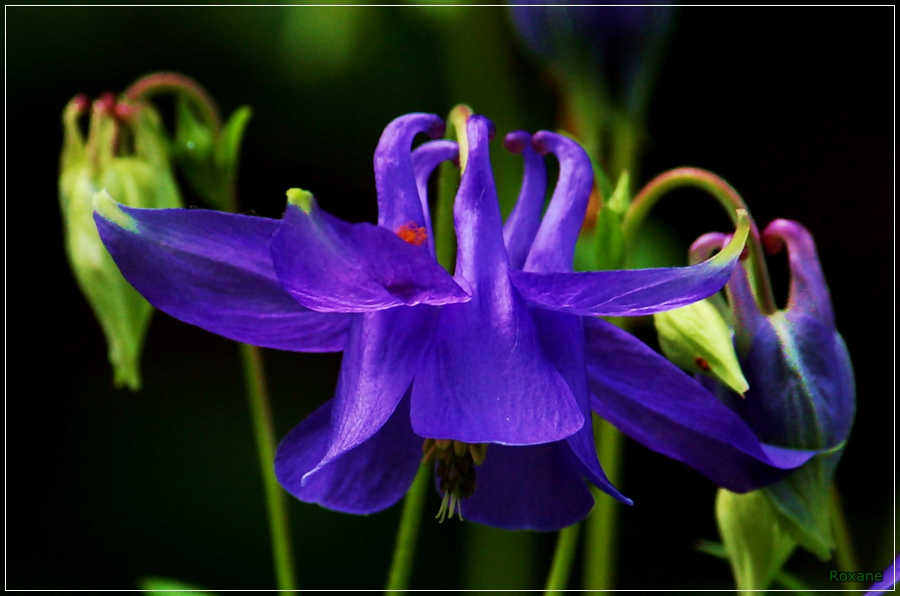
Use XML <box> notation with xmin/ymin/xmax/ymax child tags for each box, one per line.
<box><xmin>422</xmin><ymin>439</ymin><xmax>487</xmax><ymax>521</ymax></box>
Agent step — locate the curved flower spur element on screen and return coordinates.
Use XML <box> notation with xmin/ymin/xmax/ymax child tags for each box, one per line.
<box><xmin>96</xmin><ymin>112</ymin><xmax>790</xmax><ymax>531</ymax></box>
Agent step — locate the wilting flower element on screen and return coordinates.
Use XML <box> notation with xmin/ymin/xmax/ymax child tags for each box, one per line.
<box><xmin>95</xmin><ymin>112</ymin><xmax>805</xmax><ymax>531</ymax></box>
<box><xmin>694</xmin><ymin>222</ymin><xmax>855</xmax><ymax>558</ymax></box>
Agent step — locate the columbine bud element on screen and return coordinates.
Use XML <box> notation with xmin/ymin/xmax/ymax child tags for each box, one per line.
<box><xmin>172</xmin><ymin>96</ymin><xmax>251</xmax><ymax>211</ymax></box>
<box><xmin>58</xmin><ymin>92</ymin><xmax>182</xmax><ymax>389</ymax></box>
<box><xmin>709</xmin><ymin>219</ymin><xmax>855</xmax><ymax>587</ymax></box>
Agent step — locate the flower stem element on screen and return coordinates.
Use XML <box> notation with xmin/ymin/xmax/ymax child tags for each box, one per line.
<box><xmin>829</xmin><ymin>483</ymin><xmax>864</xmax><ymax>593</ymax></box>
<box><xmin>124</xmin><ymin>71</ymin><xmax>222</xmax><ymax>132</ymax></box>
<box><xmin>434</xmin><ymin>105</ymin><xmax>472</xmax><ymax>273</ymax></box>
<box><xmin>226</xmin><ymin>181</ymin><xmax>296</xmax><ymax>592</ymax></box>
<box><xmin>240</xmin><ymin>343</ymin><xmax>297</xmax><ymax>594</ymax></box>
<box><xmin>623</xmin><ymin>167</ymin><xmax>777</xmax><ymax>315</ymax></box>
<box><xmin>544</xmin><ymin>523</ymin><xmax>581</xmax><ymax>594</ymax></box>
<box><xmin>583</xmin><ymin>416</ymin><xmax>624</xmax><ymax>591</ymax></box>
<box><xmin>386</xmin><ymin>462</ymin><xmax>431</xmax><ymax>594</ymax></box>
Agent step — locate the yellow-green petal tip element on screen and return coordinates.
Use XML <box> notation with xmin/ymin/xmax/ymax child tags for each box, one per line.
<box><xmin>92</xmin><ymin>189</ymin><xmax>138</xmax><ymax>233</ymax></box>
<box><xmin>286</xmin><ymin>188</ymin><xmax>315</xmax><ymax>213</ymax></box>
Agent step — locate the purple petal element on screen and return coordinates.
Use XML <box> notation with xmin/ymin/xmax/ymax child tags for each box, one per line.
<box><xmin>269</xmin><ymin>195</ymin><xmax>469</xmax><ymax>313</ymax></box>
<box><xmin>309</xmin><ymin>306</ymin><xmax>439</xmax><ymax>474</ymax></box>
<box><xmin>867</xmin><ymin>553</ymin><xmax>899</xmax><ymax>594</ymax></box>
<box><xmin>523</xmin><ymin>131</ymin><xmax>593</xmax><ymax>273</ymax></box>
<box><xmin>509</xmin><ymin>211</ymin><xmax>749</xmax><ymax>316</ymax></box>
<box><xmin>585</xmin><ymin>317</ymin><xmax>816</xmax><ymax>492</ymax></box>
<box><xmin>411</xmin><ymin>139</ymin><xmax>458</xmax><ymax>256</ymax></box>
<box><xmin>411</xmin><ymin>297</ymin><xmax>583</xmax><ymax>444</ymax></box>
<box><xmin>410</xmin><ymin>116</ymin><xmax>583</xmax><ymax>445</ymax></box>
<box><xmin>275</xmin><ymin>393</ymin><xmax>422</xmax><ymax>515</ymax></box>
<box><xmin>374</xmin><ymin>113</ymin><xmax>445</xmax><ymax>231</ymax></box>
<box><xmin>531</xmin><ymin>309</ymin><xmax>629</xmax><ymax>503</ymax></box>
<box><xmin>93</xmin><ymin>200</ymin><xmax>350</xmax><ymax>352</ymax></box>
<box><xmin>461</xmin><ymin>441</ymin><xmax>594</xmax><ymax>531</ymax></box>
<box><xmin>453</xmin><ymin>115</ymin><xmax>509</xmax><ymax>278</ymax></box>
<box><xmin>502</xmin><ymin>131</ymin><xmax>547</xmax><ymax>269</ymax></box>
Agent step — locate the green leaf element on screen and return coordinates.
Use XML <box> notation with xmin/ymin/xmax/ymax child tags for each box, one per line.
<box><xmin>591</xmin><ymin>171</ymin><xmax>629</xmax><ymax>271</ymax></box>
<box><xmin>716</xmin><ymin>488</ymin><xmax>797</xmax><ymax>592</ymax></box>
<box><xmin>573</xmin><ymin>230</ymin><xmax>596</xmax><ymax>272</ymax></box>
<box><xmin>606</xmin><ymin>170</ymin><xmax>630</xmax><ymax>215</ymax></box>
<box><xmin>216</xmin><ymin>106</ymin><xmax>252</xmax><ymax>183</ymax></box>
<box><xmin>763</xmin><ymin>453</ymin><xmax>839</xmax><ymax>561</ymax></box>
<box><xmin>593</xmin><ymin>205</ymin><xmax>625</xmax><ymax>271</ymax></box>
<box><xmin>138</xmin><ymin>576</ymin><xmax>216</xmax><ymax>595</ymax></box>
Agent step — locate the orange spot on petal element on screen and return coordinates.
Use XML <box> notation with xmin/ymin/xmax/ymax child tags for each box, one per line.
<box><xmin>695</xmin><ymin>356</ymin><xmax>711</xmax><ymax>372</ymax></box>
<box><xmin>396</xmin><ymin>221</ymin><xmax>428</xmax><ymax>247</ymax></box>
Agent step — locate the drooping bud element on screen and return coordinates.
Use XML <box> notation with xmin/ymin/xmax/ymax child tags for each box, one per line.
<box><xmin>58</xmin><ymin>92</ymin><xmax>182</xmax><ymax>390</ymax></box>
<box><xmin>707</xmin><ymin>219</ymin><xmax>855</xmax><ymax>576</ymax></box>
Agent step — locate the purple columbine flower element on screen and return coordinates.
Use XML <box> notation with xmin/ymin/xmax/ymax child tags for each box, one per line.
<box><xmin>689</xmin><ymin>221</ymin><xmax>855</xmax><ymax>557</ymax></box>
<box><xmin>94</xmin><ymin>112</ymin><xmax>809</xmax><ymax>531</ymax></box>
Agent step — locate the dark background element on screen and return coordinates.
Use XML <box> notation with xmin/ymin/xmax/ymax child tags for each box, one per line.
<box><xmin>7</xmin><ymin>6</ymin><xmax>894</xmax><ymax>590</ymax></box>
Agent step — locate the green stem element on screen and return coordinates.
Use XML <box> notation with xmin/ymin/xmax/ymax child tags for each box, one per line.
<box><xmin>623</xmin><ymin>167</ymin><xmax>777</xmax><ymax>315</ymax></box>
<box><xmin>240</xmin><ymin>343</ymin><xmax>297</xmax><ymax>594</ymax></box>
<box><xmin>124</xmin><ymin>72</ymin><xmax>222</xmax><ymax>132</ymax></box>
<box><xmin>830</xmin><ymin>483</ymin><xmax>864</xmax><ymax>593</ymax></box>
<box><xmin>224</xmin><ymin>180</ymin><xmax>296</xmax><ymax>592</ymax></box>
<box><xmin>385</xmin><ymin>463</ymin><xmax>431</xmax><ymax>594</ymax></box>
<box><xmin>385</xmin><ymin>107</ymin><xmax>467</xmax><ymax>594</ymax></box>
<box><xmin>609</xmin><ymin>112</ymin><xmax>640</xmax><ymax>186</ymax></box>
<box><xmin>434</xmin><ymin>105</ymin><xmax>471</xmax><ymax>273</ymax></box>
<box><xmin>435</xmin><ymin>158</ymin><xmax>459</xmax><ymax>274</ymax></box>
<box><xmin>583</xmin><ymin>416</ymin><xmax>625</xmax><ymax>591</ymax></box>
<box><xmin>545</xmin><ymin>523</ymin><xmax>581</xmax><ymax>594</ymax></box>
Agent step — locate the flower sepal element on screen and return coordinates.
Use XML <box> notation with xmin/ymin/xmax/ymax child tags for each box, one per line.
<box><xmin>716</xmin><ymin>487</ymin><xmax>797</xmax><ymax>591</ymax></box>
<box><xmin>654</xmin><ymin>298</ymin><xmax>749</xmax><ymax>396</ymax></box>
<box><xmin>172</xmin><ymin>95</ymin><xmax>252</xmax><ymax>211</ymax></box>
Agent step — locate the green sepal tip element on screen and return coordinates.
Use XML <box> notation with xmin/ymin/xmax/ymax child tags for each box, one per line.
<box><xmin>286</xmin><ymin>188</ymin><xmax>315</xmax><ymax>213</ymax></box>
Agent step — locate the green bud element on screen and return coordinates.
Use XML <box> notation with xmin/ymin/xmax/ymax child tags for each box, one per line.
<box><xmin>654</xmin><ymin>299</ymin><xmax>750</xmax><ymax>396</ymax></box>
<box><xmin>716</xmin><ymin>488</ymin><xmax>797</xmax><ymax>592</ymax></box>
<box><xmin>172</xmin><ymin>97</ymin><xmax>252</xmax><ymax>211</ymax></box>
<box><xmin>58</xmin><ymin>93</ymin><xmax>182</xmax><ymax>390</ymax></box>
